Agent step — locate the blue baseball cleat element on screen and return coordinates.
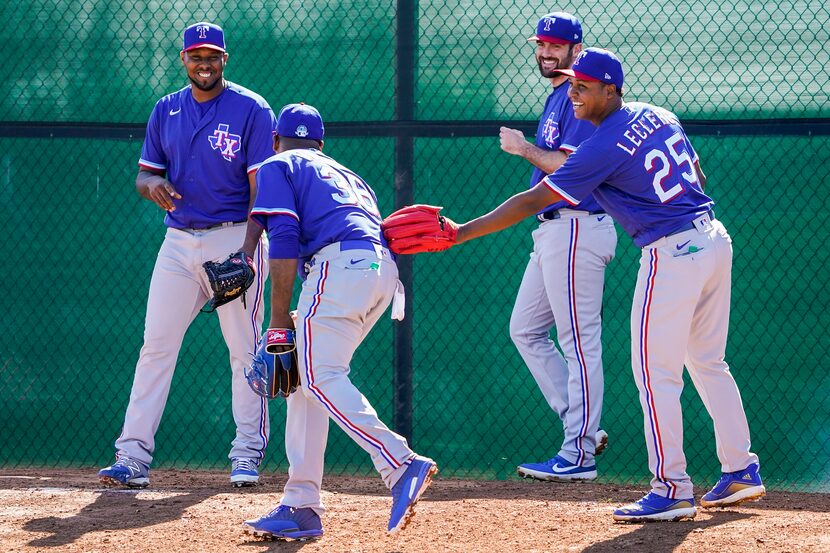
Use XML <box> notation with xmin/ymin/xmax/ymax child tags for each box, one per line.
<box><xmin>613</xmin><ymin>492</ymin><xmax>697</xmax><ymax>522</ymax></box>
<box><xmin>388</xmin><ymin>455</ymin><xmax>438</xmax><ymax>534</ymax></box>
<box><xmin>98</xmin><ymin>457</ymin><xmax>150</xmax><ymax>488</ymax></box>
<box><xmin>517</xmin><ymin>455</ymin><xmax>597</xmax><ymax>482</ymax></box>
<box><xmin>242</xmin><ymin>505</ymin><xmax>323</xmax><ymax>541</ymax></box>
<box><xmin>701</xmin><ymin>463</ymin><xmax>766</xmax><ymax>508</ymax></box>
<box><xmin>230</xmin><ymin>457</ymin><xmax>260</xmax><ymax>487</ymax></box>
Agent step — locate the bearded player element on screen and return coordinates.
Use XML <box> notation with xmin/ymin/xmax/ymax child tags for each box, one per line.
<box><xmin>500</xmin><ymin>12</ymin><xmax>616</xmax><ymax>481</ymax></box>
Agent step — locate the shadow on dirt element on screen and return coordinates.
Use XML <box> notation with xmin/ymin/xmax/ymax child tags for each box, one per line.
<box><xmin>237</xmin><ymin>537</ymin><xmax>311</xmax><ymax>552</ymax></box>
<box><xmin>23</xmin><ymin>489</ymin><xmax>215</xmax><ymax>548</ymax></box>
<box><xmin>583</xmin><ymin>510</ymin><xmax>756</xmax><ymax>553</ymax></box>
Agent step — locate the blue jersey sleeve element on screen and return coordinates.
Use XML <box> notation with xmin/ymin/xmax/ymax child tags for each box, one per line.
<box><xmin>246</xmin><ymin>106</ymin><xmax>278</xmax><ymax>174</ymax></box>
<box><xmin>138</xmin><ymin>101</ymin><xmax>166</xmax><ymax>171</ymax></box>
<box><xmin>542</xmin><ymin>141</ymin><xmax>619</xmax><ymax>205</ymax></box>
<box><xmin>265</xmin><ymin>218</ymin><xmax>301</xmax><ymax>259</ymax></box>
<box><xmin>251</xmin><ymin>160</ymin><xmax>300</xmax><ymax>259</ymax></box>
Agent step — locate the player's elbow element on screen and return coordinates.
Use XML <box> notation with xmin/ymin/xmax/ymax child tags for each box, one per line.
<box><xmin>526</xmin><ymin>183</ymin><xmax>559</xmax><ymax>212</ymax></box>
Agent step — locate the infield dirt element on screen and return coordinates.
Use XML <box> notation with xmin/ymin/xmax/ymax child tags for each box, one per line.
<box><xmin>1</xmin><ymin>469</ymin><xmax>827</xmax><ymax>552</ymax></box>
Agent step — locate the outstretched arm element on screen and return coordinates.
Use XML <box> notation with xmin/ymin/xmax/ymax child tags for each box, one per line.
<box><xmin>456</xmin><ymin>183</ymin><xmax>563</xmax><ymax>244</ymax></box>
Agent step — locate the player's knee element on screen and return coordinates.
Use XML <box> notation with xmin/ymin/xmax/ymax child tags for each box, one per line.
<box><xmin>509</xmin><ymin>314</ymin><xmax>534</xmax><ymax>345</ymax></box>
<box><xmin>298</xmin><ymin>377</ymin><xmax>330</xmax><ymax>404</ymax></box>
<box><xmin>137</xmin><ymin>335</ymin><xmax>179</xmax><ymax>360</ymax></box>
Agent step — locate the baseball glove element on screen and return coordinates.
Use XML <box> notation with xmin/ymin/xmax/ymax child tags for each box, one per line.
<box><xmin>246</xmin><ymin>328</ymin><xmax>300</xmax><ymax>399</ymax></box>
<box><xmin>382</xmin><ymin>204</ymin><xmax>459</xmax><ymax>254</ymax></box>
<box><xmin>202</xmin><ymin>251</ymin><xmax>255</xmax><ymax>313</ymax></box>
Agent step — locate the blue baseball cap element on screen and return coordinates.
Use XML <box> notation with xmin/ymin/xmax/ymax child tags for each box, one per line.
<box><xmin>527</xmin><ymin>12</ymin><xmax>582</xmax><ymax>45</ymax></box>
<box><xmin>554</xmin><ymin>47</ymin><xmax>624</xmax><ymax>90</ymax></box>
<box><xmin>276</xmin><ymin>103</ymin><xmax>325</xmax><ymax>141</ymax></box>
<box><xmin>183</xmin><ymin>22</ymin><xmax>226</xmax><ymax>53</ymax></box>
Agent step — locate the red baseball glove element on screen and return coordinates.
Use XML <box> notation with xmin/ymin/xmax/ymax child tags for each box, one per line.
<box><xmin>382</xmin><ymin>204</ymin><xmax>459</xmax><ymax>254</ymax></box>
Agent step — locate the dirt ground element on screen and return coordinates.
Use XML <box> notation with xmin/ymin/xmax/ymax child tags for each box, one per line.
<box><xmin>1</xmin><ymin>469</ymin><xmax>827</xmax><ymax>553</ymax></box>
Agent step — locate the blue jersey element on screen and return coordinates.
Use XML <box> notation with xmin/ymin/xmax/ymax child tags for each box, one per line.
<box><xmin>542</xmin><ymin>102</ymin><xmax>714</xmax><ymax>247</ymax></box>
<box><xmin>530</xmin><ymin>82</ymin><xmax>602</xmax><ymax>214</ymax></box>
<box><xmin>139</xmin><ymin>82</ymin><xmax>277</xmax><ymax>229</ymax></box>
<box><xmin>250</xmin><ymin>149</ymin><xmax>385</xmax><ymax>262</ymax></box>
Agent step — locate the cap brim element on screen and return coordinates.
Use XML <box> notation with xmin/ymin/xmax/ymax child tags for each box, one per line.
<box><xmin>553</xmin><ymin>68</ymin><xmax>604</xmax><ymax>82</ymax></box>
<box><xmin>527</xmin><ymin>35</ymin><xmax>571</xmax><ymax>45</ymax></box>
<box><xmin>182</xmin><ymin>43</ymin><xmax>226</xmax><ymax>53</ymax></box>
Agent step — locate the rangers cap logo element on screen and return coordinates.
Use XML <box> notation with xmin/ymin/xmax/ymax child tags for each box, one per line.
<box><xmin>275</xmin><ymin>103</ymin><xmax>325</xmax><ymax>141</ymax></box>
<box><xmin>529</xmin><ymin>12</ymin><xmax>582</xmax><ymax>45</ymax></box>
<box><xmin>182</xmin><ymin>22</ymin><xmax>226</xmax><ymax>53</ymax></box>
<box><xmin>555</xmin><ymin>47</ymin><xmax>624</xmax><ymax>89</ymax></box>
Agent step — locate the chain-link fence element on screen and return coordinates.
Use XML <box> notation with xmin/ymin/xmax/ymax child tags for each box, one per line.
<box><xmin>1</xmin><ymin>1</ymin><xmax>828</xmax><ymax>493</ymax></box>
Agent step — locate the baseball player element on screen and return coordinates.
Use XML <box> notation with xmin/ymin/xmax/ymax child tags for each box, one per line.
<box><xmin>393</xmin><ymin>48</ymin><xmax>765</xmax><ymax>521</ymax></box>
<box><xmin>239</xmin><ymin>104</ymin><xmax>436</xmax><ymax>540</ymax></box>
<box><xmin>501</xmin><ymin>12</ymin><xmax>616</xmax><ymax>481</ymax></box>
<box><xmin>98</xmin><ymin>22</ymin><xmax>276</xmax><ymax>488</ymax></box>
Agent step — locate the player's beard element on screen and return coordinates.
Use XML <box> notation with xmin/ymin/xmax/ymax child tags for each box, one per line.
<box><xmin>189</xmin><ymin>72</ymin><xmax>223</xmax><ymax>92</ymax></box>
<box><xmin>536</xmin><ymin>46</ymin><xmax>576</xmax><ymax>78</ymax></box>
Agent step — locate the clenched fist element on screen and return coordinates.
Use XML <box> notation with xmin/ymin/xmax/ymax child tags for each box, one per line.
<box><xmin>500</xmin><ymin>127</ymin><xmax>529</xmax><ymax>156</ymax></box>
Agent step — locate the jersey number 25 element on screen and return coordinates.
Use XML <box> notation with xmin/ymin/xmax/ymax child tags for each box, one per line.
<box><xmin>644</xmin><ymin>132</ymin><xmax>698</xmax><ymax>203</ymax></box>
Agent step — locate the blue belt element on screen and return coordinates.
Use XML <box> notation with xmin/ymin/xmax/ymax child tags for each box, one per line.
<box><xmin>339</xmin><ymin>239</ymin><xmax>385</xmax><ymax>252</ymax></box>
<box><xmin>536</xmin><ymin>209</ymin><xmax>604</xmax><ymax>222</ymax></box>
<box><xmin>665</xmin><ymin>210</ymin><xmax>715</xmax><ymax>237</ymax></box>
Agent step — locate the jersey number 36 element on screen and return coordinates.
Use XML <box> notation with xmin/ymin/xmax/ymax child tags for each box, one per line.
<box><xmin>321</xmin><ymin>164</ymin><xmax>381</xmax><ymax>218</ymax></box>
<box><xmin>644</xmin><ymin>132</ymin><xmax>699</xmax><ymax>203</ymax></box>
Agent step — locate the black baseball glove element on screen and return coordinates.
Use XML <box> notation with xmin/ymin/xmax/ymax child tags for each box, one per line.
<box><xmin>202</xmin><ymin>251</ymin><xmax>256</xmax><ymax>313</ymax></box>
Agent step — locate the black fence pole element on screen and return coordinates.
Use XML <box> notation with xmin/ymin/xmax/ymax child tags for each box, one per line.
<box><xmin>392</xmin><ymin>0</ymin><xmax>416</xmax><ymax>442</ymax></box>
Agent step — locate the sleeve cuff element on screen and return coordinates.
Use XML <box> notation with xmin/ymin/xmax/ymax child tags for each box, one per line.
<box><xmin>249</xmin><ymin>214</ymin><xmax>266</xmax><ymax>229</ymax></box>
<box><xmin>247</xmin><ymin>160</ymin><xmax>267</xmax><ymax>174</ymax></box>
<box><xmin>251</xmin><ymin>207</ymin><xmax>299</xmax><ymax>221</ymax></box>
<box><xmin>542</xmin><ymin>176</ymin><xmax>580</xmax><ymax>206</ymax></box>
<box><xmin>138</xmin><ymin>159</ymin><xmax>165</xmax><ymax>171</ymax></box>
